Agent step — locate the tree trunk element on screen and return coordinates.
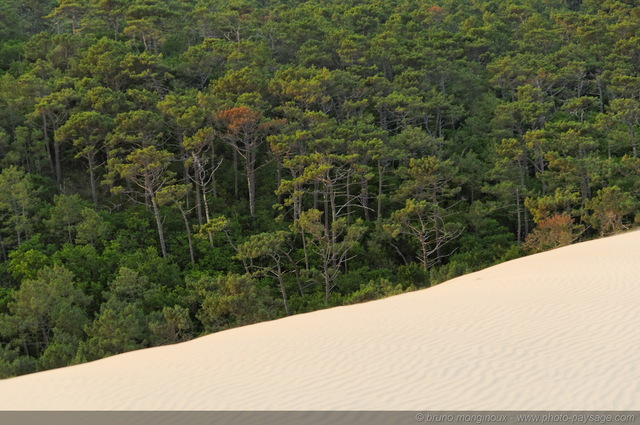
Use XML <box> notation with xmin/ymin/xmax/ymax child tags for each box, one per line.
<box><xmin>194</xmin><ymin>182</ymin><xmax>203</xmax><ymax>226</ymax></box>
<box><xmin>201</xmin><ymin>186</ymin><xmax>214</xmax><ymax>247</ymax></box>
<box><xmin>210</xmin><ymin>142</ymin><xmax>218</xmax><ymax>197</ymax></box>
<box><xmin>324</xmin><ymin>261</ymin><xmax>331</xmax><ymax>303</ymax></box>
<box><xmin>323</xmin><ymin>185</ymin><xmax>330</xmax><ymax>236</ymax></box>
<box><xmin>420</xmin><ymin>240</ymin><xmax>429</xmax><ymax>274</ymax></box>
<box><xmin>0</xmin><ymin>233</ymin><xmax>7</xmax><ymax>261</ymax></box>
<box><xmin>313</xmin><ymin>180</ymin><xmax>319</xmax><ymax>210</ymax></box>
<box><xmin>291</xmin><ymin>169</ymin><xmax>301</xmax><ymax>220</ymax></box>
<box><xmin>233</xmin><ymin>148</ymin><xmax>239</xmax><ymax>200</ymax></box>
<box><xmin>12</xmin><ymin>202</ymin><xmax>22</xmax><ymax>245</ymax></box>
<box><xmin>361</xmin><ymin>179</ymin><xmax>370</xmax><ymax>221</ymax></box>
<box><xmin>516</xmin><ymin>188</ymin><xmax>522</xmax><ymax>243</ymax></box>
<box><xmin>597</xmin><ymin>77</ymin><xmax>605</xmax><ymax>113</ymax></box>
<box><xmin>88</xmin><ymin>155</ymin><xmax>98</xmax><ymax>207</ymax></box>
<box><xmin>151</xmin><ymin>196</ymin><xmax>168</xmax><ymax>258</ymax></box>
<box><xmin>180</xmin><ymin>206</ymin><xmax>195</xmax><ymax>264</ymax></box>
<box><xmin>432</xmin><ymin>190</ymin><xmax>443</xmax><ymax>264</ymax></box>
<box><xmin>328</xmin><ymin>182</ymin><xmax>338</xmax><ymax>270</ymax></box>
<box><xmin>54</xmin><ymin>140</ymin><xmax>62</xmax><ymax>188</ymax></box>
<box><xmin>183</xmin><ymin>159</ymin><xmax>191</xmax><ymax>211</ymax></box>
<box><xmin>346</xmin><ymin>172</ymin><xmax>351</xmax><ymax>225</ymax></box>
<box><xmin>301</xmin><ymin>229</ymin><xmax>310</xmax><ymax>272</ymax></box>
<box><xmin>285</xmin><ymin>251</ymin><xmax>304</xmax><ymax>296</ymax></box>
<box><xmin>42</xmin><ymin>113</ymin><xmax>55</xmax><ymax>178</ymax></box>
<box><xmin>246</xmin><ymin>148</ymin><xmax>256</xmax><ymax>217</ymax></box>
<box><xmin>377</xmin><ymin>160</ymin><xmax>384</xmax><ymax>220</ymax></box>
<box><xmin>275</xmin><ymin>261</ymin><xmax>290</xmax><ymax>316</ymax></box>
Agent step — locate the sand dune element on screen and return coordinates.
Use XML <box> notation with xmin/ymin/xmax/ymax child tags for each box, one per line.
<box><xmin>1</xmin><ymin>230</ymin><xmax>640</xmax><ymax>410</ymax></box>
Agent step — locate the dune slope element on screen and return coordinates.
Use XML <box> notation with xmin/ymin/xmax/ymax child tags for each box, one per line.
<box><xmin>1</xmin><ymin>231</ymin><xmax>640</xmax><ymax>410</ymax></box>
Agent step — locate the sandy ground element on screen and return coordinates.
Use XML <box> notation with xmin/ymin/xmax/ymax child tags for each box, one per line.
<box><xmin>1</xmin><ymin>230</ymin><xmax>639</xmax><ymax>410</ymax></box>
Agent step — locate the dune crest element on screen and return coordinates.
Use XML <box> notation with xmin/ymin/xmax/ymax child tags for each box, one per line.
<box><xmin>1</xmin><ymin>231</ymin><xmax>640</xmax><ymax>410</ymax></box>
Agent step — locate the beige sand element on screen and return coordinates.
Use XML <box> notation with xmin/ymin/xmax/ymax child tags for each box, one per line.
<box><xmin>1</xmin><ymin>230</ymin><xmax>639</xmax><ymax>410</ymax></box>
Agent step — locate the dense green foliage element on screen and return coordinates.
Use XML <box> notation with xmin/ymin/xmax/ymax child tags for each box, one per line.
<box><xmin>1</xmin><ymin>0</ymin><xmax>639</xmax><ymax>377</ymax></box>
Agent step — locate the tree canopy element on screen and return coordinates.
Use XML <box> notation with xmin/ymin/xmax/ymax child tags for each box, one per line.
<box><xmin>1</xmin><ymin>0</ymin><xmax>639</xmax><ymax>377</ymax></box>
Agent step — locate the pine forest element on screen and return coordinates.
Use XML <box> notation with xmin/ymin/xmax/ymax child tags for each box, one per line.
<box><xmin>0</xmin><ymin>0</ymin><xmax>638</xmax><ymax>376</ymax></box>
